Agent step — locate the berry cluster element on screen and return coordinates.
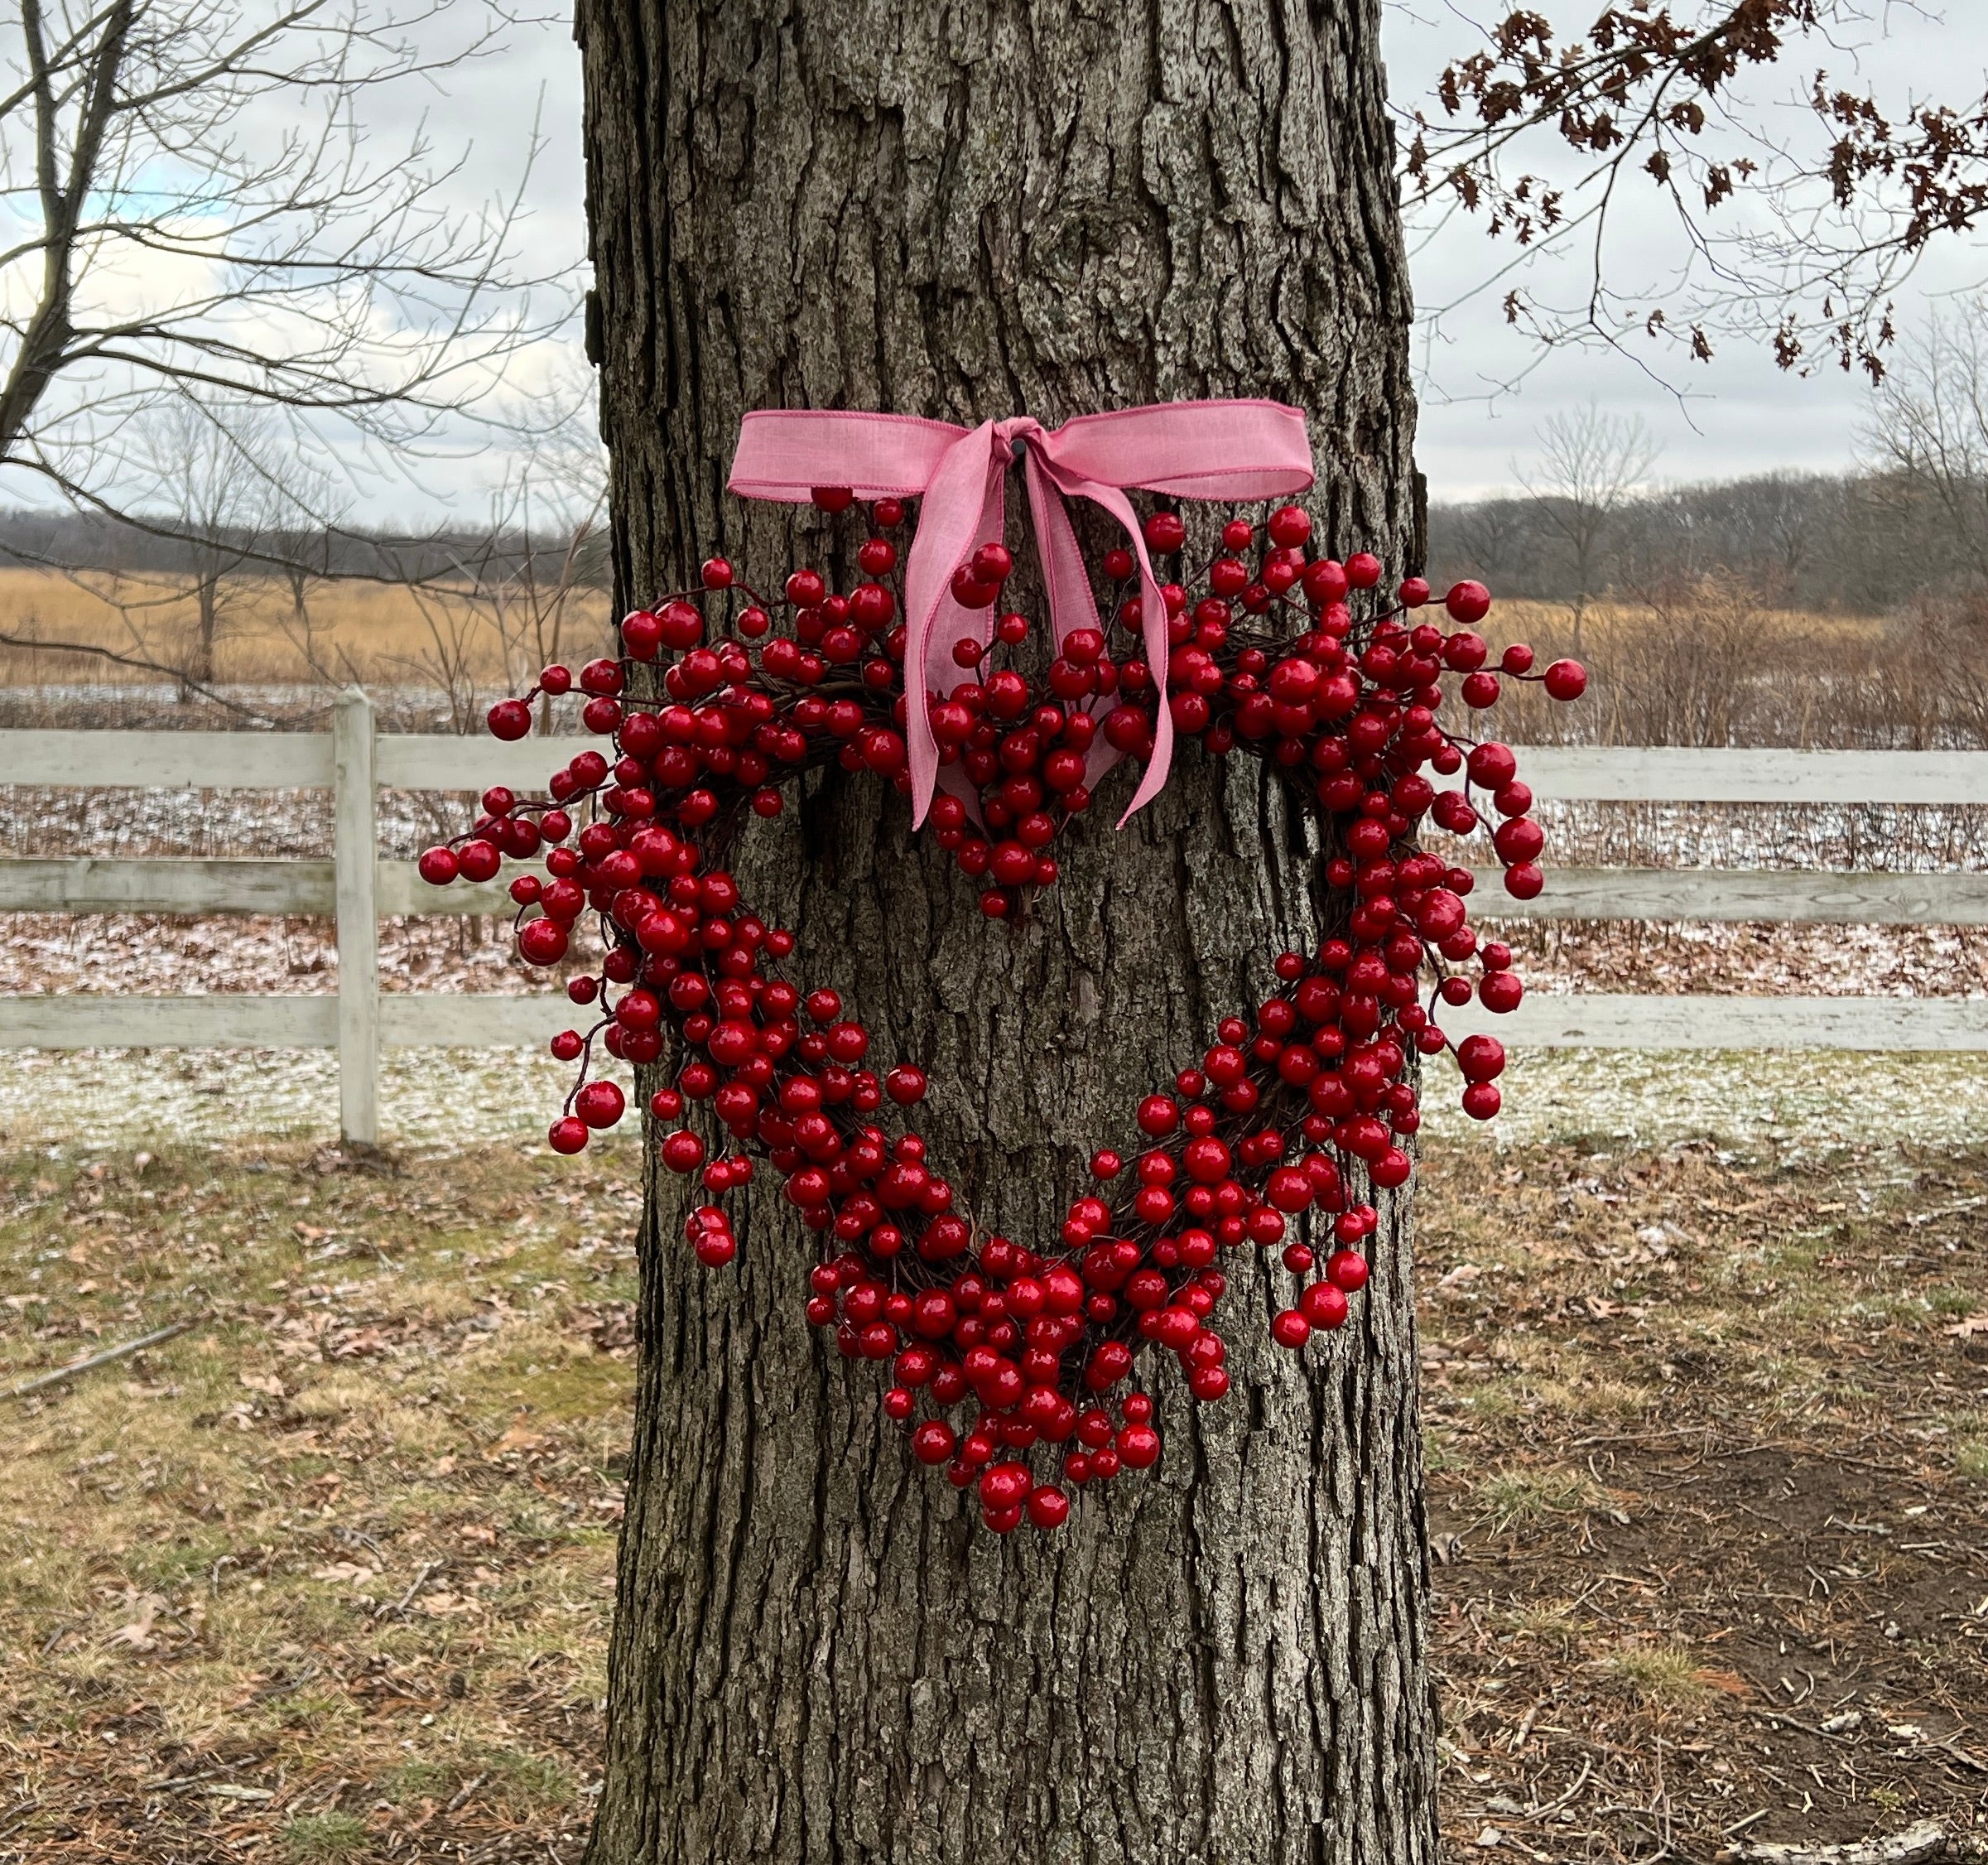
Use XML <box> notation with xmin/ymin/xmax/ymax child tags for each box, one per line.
<box><xmin>421</xmin><ymin>494</ymin><xmax>1583</xmax><ymax>1534</ymax></box>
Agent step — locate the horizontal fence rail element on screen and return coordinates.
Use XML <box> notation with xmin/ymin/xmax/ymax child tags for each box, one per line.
<box><xmin>1432</xmin><ymin>746</ymin><xmax>1988</xmax><ymax>804</ymax></box>
<box><xmin>1442</xmin><ymin>993</ymin><xmax>1988</xmax><ymax>1053</ymax></box>
<box><xmin>1466</xmin><ymin>867</ymin><xmax>1988</xmax><ymax>926</ymax></box>
<box><xmin>0</xmin><ymin>726</ymin><xmax>563</xmax><ymax>793</ymax></box>
<box><xmin>0</xmin><ymin>857</ymin><xmax>508</xmax><ymax>918</ymax></box>
<box><xmin>6</xmin><ymin>855</ymin><xmax>1984</xmax><ymax>929</ymax></box>
<box><xmin>3</xmin><ymin>711</ymin><xmax>1987</xmax><ymax>1143</ymax></box>
<box><xmin>0</xmin><ymin>992</ymin><xmax>573</xmax><ymax>1050</ymax></box>
<box><xmin>6</xmin><ymin>730</ymin><xmax>1987</xmax><ymax>803</ymax></box>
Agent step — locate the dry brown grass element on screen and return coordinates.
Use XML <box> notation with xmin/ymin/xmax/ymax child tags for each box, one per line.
<box><xmin>0</xmin><ymin>568</ymin><xmax>614</xmax><ymax>691</ymax></box>
<box><xmin>0</xmin><ymin>1136</ymin><xmax>639</xmax><ymax>1861</ymax></box>
<box><xmin>1465</xmin><ymin>583</ymin><xmax>1988</xmax><ymax>748</ymax></box>
<box><xmin>1</xmin><ymin>1122</ymin><xmax>1984</xmax><ymax>1861</ymax></box>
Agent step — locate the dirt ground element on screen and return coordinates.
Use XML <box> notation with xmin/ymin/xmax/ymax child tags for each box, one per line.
<box><xmin>0</xmin><ymin>1123</ymin><xmax>1982</xmax><ymax>1864</ymax></box>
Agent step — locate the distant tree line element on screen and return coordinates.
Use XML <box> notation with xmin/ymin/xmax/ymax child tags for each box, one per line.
<box><xmin>0</xmin><ymin>506</ymin><xmax>607</xmax><ymax>593</ymax></box>
<box><xmin>1427</xmin><ymin>470</ymin><xmax>1960</xmax><ymax>614</ymax></box>
<box><xmin>1432</xmin><ymin>306</ymin><xmax>1988</xmax><ymax>616</ymax></box>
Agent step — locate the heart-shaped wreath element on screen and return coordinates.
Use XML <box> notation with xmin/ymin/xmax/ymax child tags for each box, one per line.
<box><xmin>421</xmin><ymin>402</ymin><xmax>1584</xmax><ymax>1535</ymax></box>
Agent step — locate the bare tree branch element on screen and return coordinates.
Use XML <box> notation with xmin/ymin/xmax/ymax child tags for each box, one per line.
<box><xmin>1406</xmin><ymin>3</ymin><xmax>1988</xmax><ymax>379</ymax></box>
<box><xmin>0</xmin><ymin>0</ymin><xmax>574</xmax><ymax>525</ymax></box>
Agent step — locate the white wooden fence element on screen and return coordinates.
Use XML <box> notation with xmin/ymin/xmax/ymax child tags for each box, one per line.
<box><xmin>2</xmin><ymin>704</ymin><xmax>1985</xmax><ymax>1142</ymax></box>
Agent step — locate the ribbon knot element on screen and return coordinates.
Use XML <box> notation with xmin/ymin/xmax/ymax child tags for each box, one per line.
<box><xmin>727</xmin><ymin>399</ymin><xmax>1315</xmax><ymax>826</ymax></box>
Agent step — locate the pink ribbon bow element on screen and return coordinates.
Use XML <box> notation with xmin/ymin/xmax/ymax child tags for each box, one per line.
<box><xmin>727</xmin><ymin>399</ymin><xmax>1316</xmax><ymax>826</ymax></box>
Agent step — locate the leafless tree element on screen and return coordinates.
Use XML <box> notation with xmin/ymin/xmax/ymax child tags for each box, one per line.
<box><xmin>1867</xmin><ymin>302</ymin><xmax>1988</xmax><ymax>587</ymax></box>
<box><xmin>0</xmin><ymin>0</ymin><xmax>568</xmax><ymax>528</ymax></box>
<box><xmin>391</xmin><ymin>366</ymin><xmax>607</xmax><ymax>730</ymax></box>
<box><xmin>1519</xmin><ymin>400</ymin><xmax>1663</xmax><ymax>646</ymax></box>
<box><xmin>1407</xmin><ymin>3</ymin><xmax>1988</xmax><ymax>383</ymax></box>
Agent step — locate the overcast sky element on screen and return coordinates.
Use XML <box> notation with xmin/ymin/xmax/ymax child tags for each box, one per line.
<box><xmin>1387</xmin><ymin>1</ymin><xmax>1988</xmax><ymax>499</ymax></box>
<box><xmin>39</xmin><ymin>1</ymin><xmax>1971</xmax><ymax>524</ymax></box>
<box><xmin>458</xmin><ymin>1</ymin><xmax>1988</xmax><ymax>514</ymax></box>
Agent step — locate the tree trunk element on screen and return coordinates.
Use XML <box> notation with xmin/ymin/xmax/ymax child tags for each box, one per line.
<box><xmin>576</xmin><ymin>5</ymin><xmax>1432</xmax><ymax>1861</ymax></box>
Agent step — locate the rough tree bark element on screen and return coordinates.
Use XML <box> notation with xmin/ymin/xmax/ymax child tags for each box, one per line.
<box><xmin>575</xmin><ymin>4</ymin><xmax>1432</xmax><ymax>1860</ymax></box>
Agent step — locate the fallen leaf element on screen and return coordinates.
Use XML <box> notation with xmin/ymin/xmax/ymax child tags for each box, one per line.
<box><xmin>239</xmin><ymin>1371</ymin><xmax>286</xmax><ymax>1398</ymax></box>
<box><xmin>488</xmin><ymin>1424</ymin><xmax>551</xmax><ymax>1457</ymax></box>
<box><xmin>1943</xmin><ymin>1312</ymin><xmax>1988</xmax><ymax>1338</ymax></box>
<box><xmin>310</xmin><ymin>1562</ymin><xmax>378</xmax><ymax>1584</ymax></box>
<box><xmin>1692</xmin><ymin>1667</ymin><xmax>1755</xmax><ymax>1699</ymax></box>
<box><xmin>106</xmin><ymin>1595</ymin><xmax>166</xmax><ymax>1651</ymax></box>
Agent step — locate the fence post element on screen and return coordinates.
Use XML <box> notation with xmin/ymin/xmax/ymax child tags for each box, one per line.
<box><xmin>332</xmin><ymin>690</ymin><xmax>379</xmax><ymax>1146</ymax></box>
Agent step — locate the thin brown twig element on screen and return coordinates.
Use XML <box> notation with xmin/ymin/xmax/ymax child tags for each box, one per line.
<box><xmin>0</xmin><ymin>629</ymin><xmax>281</xmax><ymax>723</ymax></box>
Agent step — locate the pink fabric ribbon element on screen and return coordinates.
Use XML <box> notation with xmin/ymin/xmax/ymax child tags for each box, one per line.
<box><xmin>727</xmin><ymin>400</ymin><xmax>1316</xmax><ymax>826</ymax></box>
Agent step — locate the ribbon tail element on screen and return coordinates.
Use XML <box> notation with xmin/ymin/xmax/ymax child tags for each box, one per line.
<box><xmin>1078</xmin><ymin>482</ymin><xmax>1174</xmax><ymax>825</ymax></box>
<box><xmin>902</xmin><ymin>421</ymin><xmax>1002</xmax><ymax>826</ymax></box>
<box><xmin>1021</xmin><ymin>451</ymin><xmax>1101</xmax><ymax>653</ymax></box>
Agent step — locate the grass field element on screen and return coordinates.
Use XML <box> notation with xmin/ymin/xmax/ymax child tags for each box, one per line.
<box><xmin>0</xmin><ymin>570</ymin><xmax>1873</xmax><ymax>696</ymax></box>
<box><xmin>0</xmin><ymin>1057</ymin><xmax>1983</xmax><ymax>1863</ymax></box>
<box><xmin>0</xmin><ymin>569</ymin><xmax>614</xmax><ymax>693</ymax></box>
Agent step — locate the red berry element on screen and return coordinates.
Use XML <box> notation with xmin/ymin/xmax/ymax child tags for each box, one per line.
<box><xmin>621</xmin><ymin>610</ymin><xmax>664</xmax><ymax>658</ymax></box>
<box><xmin>1267</xmin><ymin>504</ymin><xmax>1312</xmax><ymax>548</ymax></box>
<box><xmin>912</xmin><ymin>1420</ymin><xmax>955</xmax><ymax>1465</ymax></box>
<box><xmin>663</xmin><ymin>1130</ymin><xmax>710</xmax><ymax>1173</ymax></box>
<box><xmin>1025</xmin><ymin>1484</ymin><xmax>1071</xmax><ymax>1530</ymax></box>
<box><xmin>1117</xmin><ymin>1424</ymin><xmax>1161</xmax><ymax>1469</ymax></box>
<box><xmin>1456</xmin><ymin>1034</ymin><xmax>1506</xmax><ymax>1082</ymax></box>
<box><xmin>1543</xmin><ymin>658</ymin><xmax>1587</xmax><ymax>701</ymax></box>
<box><xmin>575</xmin><ymin>1080</ymin><xmax>626</xmax><ymax>1129</ymax></box>
<box><xmin>487</xmin><ymin>698</ymin><xmax>532</xmax><ymax>741</ymax></box>
<box><xmin>1326</xmin><ymin>1249</ymin><xmax>1369</xmax><ymax>1293</ymax></box>
<box><xmin>1466</xmin><ymin>741</ymin><xmax>1518</xmax><ymax>790</ymax></box>
<box><xmin>1445</xmin><ymin>581</ymin><xmax>1491</xmax><ymax>624</ymax></box>
<box><xmin>518</xmin><ymin>918</ymin><xmax>568</xmax><ymax>966</ymax></box>
<box><xmin>548</xmin><ymin>1116</ymin><xmax>589</xmax><ymax>1154</ymax></box>
<box><xmin>1300</xmin><ymin>1281</ymin><xmax>1349</xmax><ymax>1330</ymax></box>
<box><xmin>1461</xmin><ymin>1081</ymin><xmax>1502</xmax><ymax>1120</ymax></box>
<box><xmin>1135</xmin><ymin>1095</ymin><xmax>1178</xmax><ymax>1137</ymax></box>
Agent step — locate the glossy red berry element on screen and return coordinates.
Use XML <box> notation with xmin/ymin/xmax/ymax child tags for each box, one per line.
<box><xmin>575</xmin><ymin>1080</ymin><xmax>626</xmax><ymax>1130</ymax></box>
<box><xmin>660</xmin><ymin>1130</ymin><xmax>705</xmax><ymax>1173</ymax></box>
<box><xmin>1445</xmin><ymin>581</ymin><xmax>1491</xmax><ymax>624</ymax></box>
<box><xmin>1543</xmin><ymin>658</ymin><xmax>1587</xmax><ymax>701</ymax></box>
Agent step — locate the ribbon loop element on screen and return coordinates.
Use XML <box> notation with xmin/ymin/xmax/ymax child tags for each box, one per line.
<box><xmin>727</xmin><ymin>400</ymin><xmax>1316</xmax><ymax>826</ymax></box>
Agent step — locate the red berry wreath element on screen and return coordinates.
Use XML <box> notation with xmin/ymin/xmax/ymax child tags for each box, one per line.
<box><xmin>421</xmin><ymin>404</ymin><xmax>1584</xmax><ymax>1536</ymax></box>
